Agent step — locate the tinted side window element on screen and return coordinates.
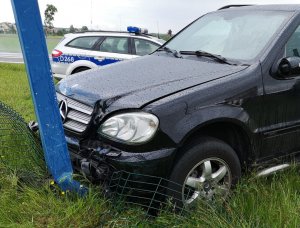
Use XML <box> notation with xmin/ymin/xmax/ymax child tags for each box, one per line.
<box><xmin>99</xmin><ymin>37</ymin><xmax>129</xmax><ymax>54</ymax></box>
<box><xmin>67</xmin><ymin>37</ymin><xmax>100</xmax><ymax>49</ymax></box>
<box><xmin>286</xmin><ymin>26</ymin><xmax>300</xmax><ymax>57</ymax></box>
<box><xmin>134</xmin><ymin>39</ymin><xmax>159</xmax><ymax>56</ymax></box>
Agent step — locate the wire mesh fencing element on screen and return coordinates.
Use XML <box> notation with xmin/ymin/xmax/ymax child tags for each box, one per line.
<box><xmin>0</xmin><ymin>100</ymin><xmax>222</xmax><ymax>219</ymax></box>
<box><xmin>105</xmin><ymin>170</ymin><xmax>220</xmax><ymax>217</ymax></box>
<box><xmin>0</xmin><ymin>101</ymin><xmax>47</xmax><ymax>184</ymax></box>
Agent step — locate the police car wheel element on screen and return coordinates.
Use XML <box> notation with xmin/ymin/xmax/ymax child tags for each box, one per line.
<box><xmin>72</xmin><ymin>67</ymin><xmax>90</xmax><ymax>74</ymax></box>
<box><xmin>167</xmin><ymin>136</ymin><xmax>241</xmax><ymax>210</ymax></box>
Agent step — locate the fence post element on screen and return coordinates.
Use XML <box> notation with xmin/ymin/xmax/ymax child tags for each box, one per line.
<box><xmin>10</xmin><ymin>0</ymin><xmax>87</xmax><ymax>195</ymax></box>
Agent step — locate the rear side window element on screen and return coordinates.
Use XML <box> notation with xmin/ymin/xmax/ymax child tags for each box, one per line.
<box><xmin>67</xmin><ymin>36</ymin><xmax>100</xmax><ymax>49</ymax></box>
<box><xmin>134</xmin><ymin>39</ymin><xmax>160</xmax><ymax>56</ymax></box>
<box><xmin>99</xmin><ymin>37</ymin><xmax>129</xmax><ymax>54</ymax></box>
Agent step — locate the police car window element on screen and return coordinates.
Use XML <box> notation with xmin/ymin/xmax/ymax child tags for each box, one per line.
<box><xmin>99</xmin><ymin>37</ymin><xmax>129</xmax><ymax>54</ymax></box>
<box><xmin>286</xmin><ymin>26</ymin><xmax>300</xmax><ymax>57</ymax></box>
<box><xmin>134</xmin><ymin>39</ymin><xmax>159</xmax><ymax>56</ymax></box>
<box><xmin>67</xmin><ymin>37</ymin><xmax>99</xmax><ymax>49</ymax></box>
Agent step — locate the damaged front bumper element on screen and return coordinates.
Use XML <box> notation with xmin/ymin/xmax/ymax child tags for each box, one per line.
<box><xmin>28</xmin><ymin>122</ymin><xmax>179</xmax><ymax>210</ymax></box>
<box><xmin>66</xmin><ymin>136</ymin><xmax>176</xmax><ymax>184</ymax></box>
<box><xmin>28</xmin><ymin>121</ymin><xmax>176</xmax><ymax>184</ymax></box>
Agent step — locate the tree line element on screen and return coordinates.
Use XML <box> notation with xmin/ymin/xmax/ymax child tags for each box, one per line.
<box><xmin>44</xmin><ymin>4</ymin><xmax>89</xmax><ymax>36</ymax></box>
<box><xmin>1</xmin><ymin>4</ymin><xmax>173</xmax><ymax>40</ymax></box>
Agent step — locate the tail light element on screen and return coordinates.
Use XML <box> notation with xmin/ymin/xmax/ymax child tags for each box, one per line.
<box><xmin>52</xmin><ymin>49</ymin><xmax>63</xmax><ymax>58</ymax></box>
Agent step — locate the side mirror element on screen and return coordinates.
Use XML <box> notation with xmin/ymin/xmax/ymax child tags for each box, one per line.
<box><xmin>276</xmin><ymin>56</ymin><xmax>300</xmax><ymax>78</ymax></box>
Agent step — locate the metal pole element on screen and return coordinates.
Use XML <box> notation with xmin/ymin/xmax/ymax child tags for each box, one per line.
<box><xmin>10</xmin><ymin>0</ymin><xmax>87</xmax><ymax>195</ymax></box>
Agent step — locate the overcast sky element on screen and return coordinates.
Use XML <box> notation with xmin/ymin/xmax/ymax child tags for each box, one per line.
<box><xmin>1</xmin><ymin>0</ymin><xmax>300</xmax><ymax>33</ymax></box>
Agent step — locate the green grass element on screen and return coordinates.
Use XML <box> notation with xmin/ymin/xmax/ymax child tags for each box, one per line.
<box><xmin>0</xmin><ymin>63</ymin><xmax>34</xmax><ymax>121</ymax></box>
<box><xmin>0</xmin><ymin>63</ymin><xmax>300</xmax><ymax>227</ymax></box>
<box><xmin>0</xmin><ymin>34</ymin><xmax>61</xmax><ymax>54</ymax></box>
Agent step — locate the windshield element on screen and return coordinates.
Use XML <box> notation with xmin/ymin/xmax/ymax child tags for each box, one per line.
<box><xmin>166</xmin><ymin>11</ymin><xmax>292</xmax><ymax>61</ymax></box>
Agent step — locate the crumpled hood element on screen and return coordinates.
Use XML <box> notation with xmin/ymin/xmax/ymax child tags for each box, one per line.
<box><xmin>56</xmin><ymin>55</ymin><xmax>247</xmax><ymax>109</ymax></box>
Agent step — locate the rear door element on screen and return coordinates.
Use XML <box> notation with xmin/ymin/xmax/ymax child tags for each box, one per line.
<box><xmin>89</xmin><ymin>36</ymin><xmax>134</xmax><ymax>66</ymax></box>
<box><xmin>54</xmin><ymin>36</ymin><xmax>101</xmax><ymax>64</ymax></box>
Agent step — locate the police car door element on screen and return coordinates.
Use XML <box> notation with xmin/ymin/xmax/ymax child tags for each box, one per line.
<box><xmin>132</xmin><ymin>38</ymin><xmax>161</xmax><ymax>56</ymax></box>
<box><xmin>89</xmin><ymin>36</ymin><xmax>134</xmax><ymax>67</ymax></box>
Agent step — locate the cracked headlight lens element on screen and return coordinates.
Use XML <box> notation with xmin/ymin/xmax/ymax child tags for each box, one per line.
<box><xmin>98</xmin><ymin>112</ymin><xmax>159</xmax><ymax>144</ymax></box>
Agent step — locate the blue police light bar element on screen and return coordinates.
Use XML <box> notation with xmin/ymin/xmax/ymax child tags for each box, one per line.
<box><xmin>127</xmin><ymin>26</ymin><xmax>149</xmax><ymax>35</ymax></box>
<box><xmin>127</xmin><ymin>26</ymin><xmax>141</xmax><ymax>34</ymax></box>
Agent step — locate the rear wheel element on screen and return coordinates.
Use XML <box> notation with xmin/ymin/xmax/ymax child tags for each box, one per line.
<box><xmin>167</xmin><ymin>137</ymin><xmax>241</xmax><ymax>209</ymax></box>
<box><xmin>72</xmin><ymin>67</ymin><xmax>90</xmax><ymax>74</ymax></box>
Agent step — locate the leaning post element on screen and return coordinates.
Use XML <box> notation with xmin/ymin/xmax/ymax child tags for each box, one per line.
<box><xmin>10</xmin><ymin>0</ymin><xmax>87</xmax><ymax>195</ymax></box>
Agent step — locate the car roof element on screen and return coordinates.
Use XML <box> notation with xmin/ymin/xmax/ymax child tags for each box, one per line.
<box><xmin>64</xmin><ymin>31</ymin><xmax>164</xmax><ymax>44</ymax></box>
<box><xmin>219</xmin><ymin>4</ymin><xmax>300</xmax><ymax>12</ymax></box>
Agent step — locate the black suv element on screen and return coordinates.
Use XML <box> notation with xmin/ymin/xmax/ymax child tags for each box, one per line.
<box><xmin>56</xmin><ymin>5</ymin><xmax>300</xmax><ymax>206</ymax></box>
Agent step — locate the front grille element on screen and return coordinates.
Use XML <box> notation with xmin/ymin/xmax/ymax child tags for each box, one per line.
<box><xmin>57</xmin><ymin>93</ymin><xmax>94</xmax><ymax>133</ymax></box>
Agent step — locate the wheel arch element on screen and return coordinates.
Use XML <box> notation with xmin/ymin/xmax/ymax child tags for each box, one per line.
<box><xmin>66</xmin><ymin>60</ymin><xmax>98</xmax><ymax>75</ymax></box>
<box><xmin>71</xmin><ymin>66</ymin><xmax>91</xmax><ymax>74</ymax></box>
<box><xmin>175</xmin><ymin>119</ymin><xmax>253</xmax><ymax>168</ymax></box>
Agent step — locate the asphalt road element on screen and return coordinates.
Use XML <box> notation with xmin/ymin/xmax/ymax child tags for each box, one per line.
<box><xmin>0</xmin><ymin>52</ymin><xmax>52</xmax><ymax>64</ymax></box>
<box><xmin>0</xmin><ymin>52</ymin><xmax>24</xmax><ymax>63</ymax></box>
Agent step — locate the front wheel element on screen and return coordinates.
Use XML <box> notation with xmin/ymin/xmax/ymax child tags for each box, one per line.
<box><xmin>167</xmin><ymin>137</ymin><xmax>241</xmax><ymax>209</ymax></box>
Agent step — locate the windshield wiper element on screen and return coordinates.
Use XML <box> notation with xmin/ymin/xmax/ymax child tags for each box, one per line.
<box><xmin>157</xmin><ymin>46</ymin><xmax>182</xmax><ymax>58</ymax></box>
<box><xmin>180</xmin><ymin>50</ymin><xmax>233</xmax><ymax>65</ymax></box>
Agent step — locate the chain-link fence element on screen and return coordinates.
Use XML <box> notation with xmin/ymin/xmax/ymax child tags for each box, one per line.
<box><xmin>0</xmin><ymin>100</ymin><xmax>215</xmax><ymax>217</ymax></box>
<box><xmin>0</xmin><ymin>101</ymin><xmax>47</xmax><ymax>184</ymax></box>
<box><xmin>107</xmin><ymin>170</ymin><xmax>192</xmax><ymax>216</ymax></box>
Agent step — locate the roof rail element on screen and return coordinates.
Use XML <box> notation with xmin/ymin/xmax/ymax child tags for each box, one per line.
<box><xmin>218</xmin><ymin>5</ymin><xmax>252</xmax><ymax>10</ymax></box>
<box><xmin>74</xmin><ymin>30</ymin><xmax>128</xmax><ymax>34</ymax></box>
<box><xmin>73</xmin><ymin>30</ymin><xmax>158</xmax><ymax>39</ymax></box>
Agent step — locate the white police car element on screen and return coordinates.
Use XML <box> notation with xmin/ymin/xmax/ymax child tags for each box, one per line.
<box><xmin>51</xmin><ymin>27</ymin><xmax>165</xmax><ymax>79</ymax></box>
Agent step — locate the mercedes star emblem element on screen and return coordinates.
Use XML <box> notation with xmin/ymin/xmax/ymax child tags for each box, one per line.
<box><xmin>59</xmin><ymin>99</ymin><xmax>68</xmax><ymax>123</ymax></box>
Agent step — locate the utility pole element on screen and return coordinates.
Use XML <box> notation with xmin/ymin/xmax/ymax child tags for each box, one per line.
<box><xmin>157</xmin><ymin>21</ymin><xmax>160</xmax><ymax>39</ymax></box>
<box><xmin>90</xmin><ymin>0</ymin><xmax>93</xmax><ymax>29</ymax></box>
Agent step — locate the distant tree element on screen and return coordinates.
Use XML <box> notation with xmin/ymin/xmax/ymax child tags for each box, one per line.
<box><xmin>55</xmin><ymin>28</ymin><xmax>68</xmax><ymax>36</ymax></box>
<box><xmin>56</xmin><ymin>30</ymin><xmax>61</xmax><ymax>36</ymax></box>
<box><xmin>8</xmin><ymin>24</ymin><xmax>16</xmax><ymax>34</ymax></box>
<box><xmin>56</xmin><ymin>30</ymin><xmax>64</xmax><ymax>36</ymax></box>
<box><xmin>167</xmin><ymin>29</ymin><xmax>173</xmax><ymax>37</ymax></box>
<box><xmin>69</xmin><ymin>25</ymin><xmax>76</xmax><ymax>33</ymax></box>
<box><xmin>81</xmin><ymin>26</ymin><xmax>89</xmax><ymax>32</ymax></box>
<box><xmin>44</xmin><ymin>4</ymin><xmax>58</xmax><ymax>35</ymax></box>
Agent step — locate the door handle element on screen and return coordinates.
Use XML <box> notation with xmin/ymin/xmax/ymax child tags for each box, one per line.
<box><xmin>94</xmin><ymin>56</ymin><xmax>105</xmax><ymax>61</ymax></box>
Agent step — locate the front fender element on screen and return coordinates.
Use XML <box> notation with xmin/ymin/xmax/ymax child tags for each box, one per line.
<box><xmin>178</xmin><ymin>104</ymin><xmax>254</xmax><ymax>144</ymax></box>
<box><xmin>152</xmin><ymin>102</ymin><xmax>254</xmax><ymax>145</ymax></box>
<box><xmin>146</xmin><ymin>64</ymin><xmax>262</xmax><ymax>146</ymax></box>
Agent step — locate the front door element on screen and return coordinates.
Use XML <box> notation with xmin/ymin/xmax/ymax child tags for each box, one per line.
<box><xmin>261</xmin><ymin>25</ymin><xmax>300</xmax><ymax>160</ymax></box>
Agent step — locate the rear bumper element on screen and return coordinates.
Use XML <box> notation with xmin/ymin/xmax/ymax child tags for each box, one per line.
<box><xmin>51</xmin><ymin>61</ymin><xmax>68</xmax><ymax>78</ymax></box>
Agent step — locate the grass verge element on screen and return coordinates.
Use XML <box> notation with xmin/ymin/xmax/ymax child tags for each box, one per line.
<box><xmin>0</xmin><ymin>63</ymin><xmax>299</xmax><ymax>227</ymax></box>
<box><xmin>0</xmin><ymin>34</ymin><xmax>61</xmax><ymax>54</ymax></box>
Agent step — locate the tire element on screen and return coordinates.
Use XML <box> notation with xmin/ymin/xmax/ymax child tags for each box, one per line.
<box><xmin>167</xmin><ymin>136</ymin><xmax>241</xmax><ymax>210</ymax></box>
<box><xmin>72</xmin><ymin>67</ymin><xmax>90</xmax><ymax>74</ymax></box>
